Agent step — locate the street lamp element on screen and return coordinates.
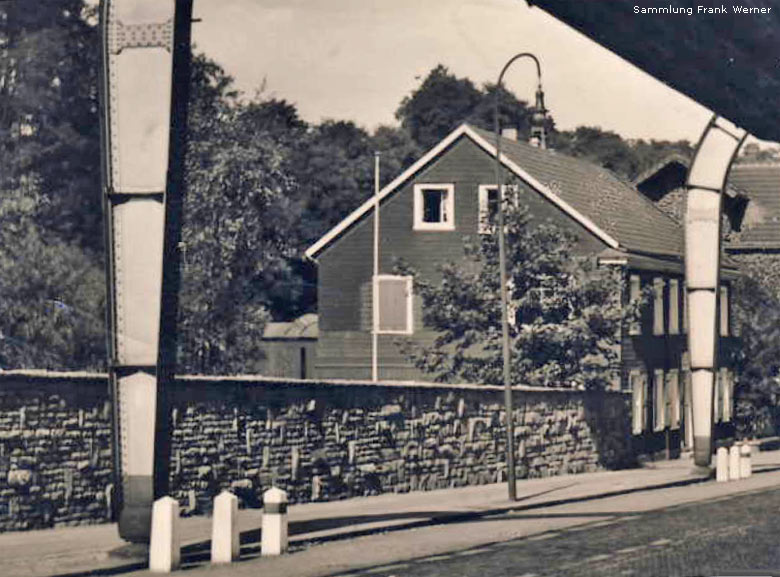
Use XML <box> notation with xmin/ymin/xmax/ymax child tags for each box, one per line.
<box><xmin>493</xmin><ymin>52</ymin><xmax>545</xmax><ymax>501</ymax></box>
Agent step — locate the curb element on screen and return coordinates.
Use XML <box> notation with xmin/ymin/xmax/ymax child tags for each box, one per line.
<box><xmin>45</xmin><ymin>472</ymin><xmax>714</xmax><ymax>577</ymax></box>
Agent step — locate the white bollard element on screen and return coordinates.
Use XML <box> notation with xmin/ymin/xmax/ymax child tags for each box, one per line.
<box><xmin>740</xmin><ymin>442</ymin><xmax>752</xmax><ymax>479</ymax></box>
<box><xmin>716</xmin><ymin>446</ymin><xmax>729</xmax><ymax>482</ymax></box>
<box><xmin>149</xmin><ymin>496</ymin><xmax>180</xmax><ymax>573</ymax></box>
<box><xmin>211</xmin><ymin>491</ymin><xmax>240</xmax><ymax>564</ymax></box>
<box><xmin>262</xmin><ymin>487</ymin><xmax>288</xmax><ymax>556</ymax></box>
<box><xmin>729</xmin><ymin>445</ymin><xmax>741</xmax><ymax>481</ymax></box>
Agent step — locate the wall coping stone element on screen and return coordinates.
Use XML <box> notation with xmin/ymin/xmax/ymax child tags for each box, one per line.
<box><xmin>0</xmin><ymin>369</ymin><xmax>629</xmax><ymax>396</ymax></box>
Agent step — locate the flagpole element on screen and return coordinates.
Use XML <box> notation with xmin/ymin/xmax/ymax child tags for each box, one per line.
<box><xmin>372</xmin><ymin>152</ymin><xmax>380</xmax><ymax>382</ymax></box>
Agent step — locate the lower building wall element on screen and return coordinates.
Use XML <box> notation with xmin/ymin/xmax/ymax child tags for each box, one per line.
<box><xmin>0</xmin><ymin>371</ymin><xmax>634</xmax><ymax>532</ymax></box>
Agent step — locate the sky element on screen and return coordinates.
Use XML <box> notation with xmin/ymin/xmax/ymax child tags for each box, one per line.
<box><xmin>191</xmin><ymin>0</ymin><xmax>729</xmax><ymax>144</ymax></box>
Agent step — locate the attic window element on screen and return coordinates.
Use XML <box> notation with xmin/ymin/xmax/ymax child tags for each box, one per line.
<box><xmin>414</xmin><ymin>184</ymin><xmax>454</xmax><ymax>231</ymax></box>
<box><xmin>478</xmin><ymin>185</ymin><xmax>500</xmax><ymax>234</ymax></box>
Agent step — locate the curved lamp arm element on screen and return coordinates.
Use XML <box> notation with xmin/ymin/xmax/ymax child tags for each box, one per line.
<box><xmin>492</xmin><ymin>52</ymin><xmax>543</xmax><ymax>502</ymax></box>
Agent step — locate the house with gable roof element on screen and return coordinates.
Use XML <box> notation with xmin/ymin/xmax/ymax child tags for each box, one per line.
<box><xmin>305</xmin><ymin>123</ymin><xmax>739</xmax><ymax>455</ymax></box>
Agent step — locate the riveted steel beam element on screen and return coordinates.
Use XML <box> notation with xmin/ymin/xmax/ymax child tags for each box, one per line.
<box><xmin>685</xmin><ymin>115</ymin><xmax>746</xmax><ymax>467</ymax></box>
<box><xmin>99</xmin><ymin>0</ymin><xmax>191</xmax><ymax>543</ymax></box>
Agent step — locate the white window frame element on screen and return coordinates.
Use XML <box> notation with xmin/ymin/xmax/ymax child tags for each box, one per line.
<box><xmin>669</xmin><ymin>278</ymin><xmax>680</xmax><ymax>335</ymax></box>
<box><xmin>477</xmin><ymin>184</ymin><xmax>519</xmax><ymax>234</ymax></box>
<box><xmin>374</xmin><ymin>274</ymin><xmax>414</xmax><ymax>335</ymax></box>
<box><xmin>720</xmin><ymin>285</ymin><xmax>729</xmax><ymax>337</ymax></box>
<box><xmin>478</xmin><ymin>185</ymin><xmax>500</xmax><ymax>234</ymax></box>
<box><xmin>413</xmin><ymin>184</ymin><xmax>455</xmax><ymax>231</ymax></box>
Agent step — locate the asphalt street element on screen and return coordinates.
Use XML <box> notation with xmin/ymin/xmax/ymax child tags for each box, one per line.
<box><xmin>119</xmin><ymin>461</ymin><xmax>780</xmax><ymax>577</ymax></box>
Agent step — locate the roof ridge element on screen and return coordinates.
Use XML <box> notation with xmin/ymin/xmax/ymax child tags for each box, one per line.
<box><xmin>471</xmin><ymin>124</ymin><xmax>684</xmax><ymax>238</ymax></box>
<box><xmin>732</xmin><ymin>161</ymin><xmax>780</xmax><ymax>168</ymax></box>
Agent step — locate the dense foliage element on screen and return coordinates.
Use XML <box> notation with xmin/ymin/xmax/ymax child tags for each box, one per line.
<box><xmin>396</xmin><ymin>193</ymin><xmax>639</xmax><ymax>390</ymax></box>
<box><xmin>730</xmin><ymin>255</ymin><xmax>780</xmax><ymax>436</ymax></box>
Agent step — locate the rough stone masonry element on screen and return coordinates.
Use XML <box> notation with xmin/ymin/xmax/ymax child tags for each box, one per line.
<box><xmin>0</xmin><ymin>371</ymin><xmax>633</xmax><ymax>532</ymax></box>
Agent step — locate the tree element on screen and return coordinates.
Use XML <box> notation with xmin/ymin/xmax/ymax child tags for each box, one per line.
<box><xmin>397</xmin><ymin>192</ymin><xmax>633</xmax><ymax>389</ymax></box>
<box><xmin>396</xmin><ymin>65</ymin><xmax>483</xmax><ymax>150</ymax></box>
<box><xmin>729</xmin><ymin>255</ymin><xmax>780</xmax><ymax>437</ymax></box>
<box><xmin>369</xmin><ymin>125</ymin><xmax>423</xmax><ymax>188</ymax></box>
<box><xmin>289</xmin><ymin>120</ymin><xmax>375</xmax><ymax>247</ymax></box>
<box><xmin>0</xmin><ymin>184</ymin><xmax>105</xmax><ymax>370</ymax></box>
<box><xmin>176</xmin><ymin>56</ymin><xmax>302</xmax><ymax>374</ymax></box>
<box><xmin>0</xmin><ymin>0</ymin><xmax>103</xmax><ymax>253</ymax></box>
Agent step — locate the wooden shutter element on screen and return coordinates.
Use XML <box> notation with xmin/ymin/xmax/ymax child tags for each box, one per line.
<box><xmin>668</xmin><ymin>370</ymin><xmax>681</xmax><ymax>430</ymax></box>
<box><xmin>653</xmin><ymin>277</ymin><xmax>665</xmax><ymax>336</ymax></box>
<box><xmin>721</xmin><ymin>368</ymin><xmax>732</xmax><ymax>422</ymax></box>
<box><xmin>629</xmin><ymin>275</ymin><xmax>641</xmax><ymax>335</ymax></box>
<box><xmin>654</xmin><ymin>368</ymin><xmax>666</xmax><ymax>431</ymax></box>
<box><xmin>669</xmin><ymin>279</ymin><xmax>680</xmax><ymax>335</ymax></box>
<box><xmin>631</xmin><ymin>371</ymin><xmax>646</xmax><ymax>434</ymax></box>
<box><xmin>714</xmin><ymin>368</ymin><xmax>722</xmax><ymax>423</ymax></box>
<box><xmin>377</xmin><ymin>277</ymin><xmax>411</xmax><ymax>333</ymax></box>
<box><xmin>720</xmin><ymin>285</ymin><xmax>729</xmax><ymax>337</ymax></box>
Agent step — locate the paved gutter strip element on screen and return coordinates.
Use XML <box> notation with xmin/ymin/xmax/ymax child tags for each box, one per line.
<box><xmin>40</xmin><ymin>468</ymin><xmax>767</xmax><ymax>577</ymax></box>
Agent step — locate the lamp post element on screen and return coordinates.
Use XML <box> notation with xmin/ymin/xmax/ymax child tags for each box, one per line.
<box><xmin>493</xmin><ymin>52</ymin><xmax>545</xmax><ymax>501</ymax></box>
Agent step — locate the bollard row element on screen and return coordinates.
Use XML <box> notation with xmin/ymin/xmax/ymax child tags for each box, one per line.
<box><xmin>148</xmin><ymin>487</ymin><xmax>289</xmax><ymax>573</ymax></box>
<box><xmin>715</xmin><ymin>441</ymin><xmax>751</xmax><ymax>484</ymax></box>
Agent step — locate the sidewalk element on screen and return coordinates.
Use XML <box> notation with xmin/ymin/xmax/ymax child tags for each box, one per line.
<box><xmin>3</xmin><ymin>446</ymin><xmax>779</xmax><ymax>577</ymax></box>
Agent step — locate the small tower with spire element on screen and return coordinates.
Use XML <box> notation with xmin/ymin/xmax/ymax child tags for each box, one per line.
<box><xmin>529</xmin><ymin>85</ymin><xmax>548</xmax><ymax>149</ymax></box>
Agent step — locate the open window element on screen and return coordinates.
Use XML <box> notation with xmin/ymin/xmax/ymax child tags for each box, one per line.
<box><xmin>414</xmin><ymin>184</ymin><xmax>454</xmax><ymax>231</ymax></box>
<box><xmin>374</xmin><ymin>275</ymin><xmax>413</xmax><ymax>334</ymax></box>
<box><xmin>478</xmin><ymin>185</ymin><xmax>500</xmax><ymax>234</ymax></box>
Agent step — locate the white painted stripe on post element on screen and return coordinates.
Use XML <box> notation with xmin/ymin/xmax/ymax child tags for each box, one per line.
<box><xmin>740</xmin><ymin>443</ymin><xmax>752</xmax><ymax>479</ymax></box>
<box><xmin>262</xmin><ymin>487</ymin><xmax>288</xmax><ymax>556</ymax></box>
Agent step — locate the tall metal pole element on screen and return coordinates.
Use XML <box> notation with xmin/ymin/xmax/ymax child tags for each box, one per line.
<box><xmin>494</xmin><ymin>52</ymin><xmax>543</xmax><ymax>502</ymax></box>
<box><xmin>684</xmin><ymin>115</ymin><xmax>746</xmax><ymax>468</ymax></box>
<box><xmin>372</xmin><ymin>152</ymin><xmax>380</xmax><ymax>382</ymax></box>
<box><xmin>99</xmin><ymin>0</ymin><xmax>192</xmax><ymax>544</ymax></box>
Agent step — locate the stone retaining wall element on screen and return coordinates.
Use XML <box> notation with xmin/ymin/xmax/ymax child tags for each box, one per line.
<box><xmin>0</xmin><ymin>371</ymin><xmax>633</xmax><ymax>532</ymax></box>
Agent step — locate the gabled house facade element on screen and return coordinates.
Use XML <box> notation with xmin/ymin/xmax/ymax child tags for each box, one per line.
<box><xmin>306</xmin><ymin>124</ymin><xmax>738</xmax><ymax>456</ymax></box>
